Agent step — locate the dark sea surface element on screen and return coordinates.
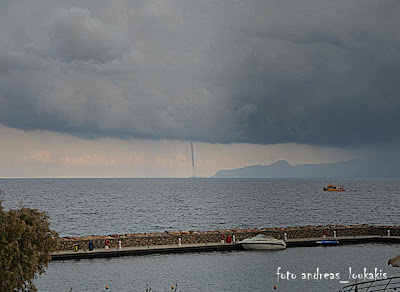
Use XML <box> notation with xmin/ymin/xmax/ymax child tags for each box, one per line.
<box><xmin>1</xmin><ymin>178</ymin><xmax>399</xmax><ymax>237</ymax></box>
<box><xmin>0</xmin><ymin>178</ymin><xmax>399</xmax><ymax>291</ymax></box>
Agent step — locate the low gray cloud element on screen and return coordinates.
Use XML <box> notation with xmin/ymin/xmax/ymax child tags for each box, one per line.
<box><xmin>0</xmin><ymin>0</ymin><xmax>399</xmax><ymax>147</ymax></box>
<box><xmin>49</xmin><ymin>7</ymin><xmax>129</xmax><ymax>63</ymax></box>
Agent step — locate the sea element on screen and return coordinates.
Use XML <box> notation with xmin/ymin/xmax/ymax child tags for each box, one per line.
<box><xmin>0</xmin><ymin>178</ymin><xmax>399</xmax><ymax>291</ymax></box>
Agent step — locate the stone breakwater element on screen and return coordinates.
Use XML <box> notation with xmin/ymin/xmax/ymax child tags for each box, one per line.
<box><xmin>58</xmin><ymin>225</ymin><xmax>400</xmax><ymax>251</ymax></box>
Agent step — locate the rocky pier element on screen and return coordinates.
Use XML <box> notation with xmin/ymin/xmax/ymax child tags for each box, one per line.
<box><xmin>51</xmin><ymin>225</ymin><xmax>400</xmax><ymax>261</ymax></box>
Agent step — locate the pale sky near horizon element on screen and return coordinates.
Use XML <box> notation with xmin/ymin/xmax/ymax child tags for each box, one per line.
<box><xmin>0</xmin><ymin>1</ymin><xmax>399</xmax><ymax>178</ymax></box>
<box><xmin>0</xmin><ymin>125</ymin><xmax>356</xmax><ymax>178</ymax></box>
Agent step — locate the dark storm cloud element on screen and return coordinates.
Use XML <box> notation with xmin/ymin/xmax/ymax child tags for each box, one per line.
<box><xmin>0</xmin><ymin>0</ymin><xmax>399</xmax><ymax>147</ymax></box>
<box><xmin>49</xmin><ymin>7</ymin><xmax>129</xmax><ymax>63</ymax></box>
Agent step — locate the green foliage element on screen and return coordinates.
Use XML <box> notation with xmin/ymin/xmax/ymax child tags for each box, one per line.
<box><xmin>0</xmin><ymin>201</ymin><xmax>59</xmax><ymax>291</ymax></box>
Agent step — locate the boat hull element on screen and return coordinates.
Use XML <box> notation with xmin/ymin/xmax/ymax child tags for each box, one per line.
<box><xmin>315</xmin><ymin>240</ymin><xmax>340</xmax><ymax>246</ymax></box>
<box><xmin>323</xmin><ymin>188</ymin><xmax>345</xmax><ymax>191</ymax></box>
<box><xmin>241</xmin><ymin>242</ymin><xmax>286</xmax><ymax>250</ymax></box>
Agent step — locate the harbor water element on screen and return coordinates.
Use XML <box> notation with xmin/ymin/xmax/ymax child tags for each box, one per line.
<box><xmin>35</xmin><ymin>243</ymin><xmax>399</xmax><ymax>291</ymax></box>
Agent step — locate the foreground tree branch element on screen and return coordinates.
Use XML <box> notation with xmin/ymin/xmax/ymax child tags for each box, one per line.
<box><xmin>0</xmin><ymin>201</ymin><xmax>59</xmax><ymax>291</ymax></box>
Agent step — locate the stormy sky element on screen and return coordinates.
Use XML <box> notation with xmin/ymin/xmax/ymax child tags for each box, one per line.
<box><xmin>1</xmin><ymin>0</ymin><xmax>399</xmax><ymax>147</ymax></box>
<box><xmin>0</xmin><ymin>1</ymin><xmax>399</xmax><ymax>177</ymax></box>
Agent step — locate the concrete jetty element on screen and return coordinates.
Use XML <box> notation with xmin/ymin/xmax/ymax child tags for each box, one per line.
<box><xmin>52</xmin><ymin>242</ymin><xmax>242</xmax><ymax>261</ymax></box>
<box><xmin>51</xmin><ymin>225</ymin><xmax>400</xmax><ymax>261</ymax></box>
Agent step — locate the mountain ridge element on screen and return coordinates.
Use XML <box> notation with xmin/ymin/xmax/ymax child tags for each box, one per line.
<box><xmin>211</xmin><ymin>159</ymin><xmax>390</xmax><ymax>178</ymax></box>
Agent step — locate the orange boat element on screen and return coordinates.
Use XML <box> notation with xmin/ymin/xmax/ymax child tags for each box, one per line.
<box><xmin>323</xmin><ymin>184</ymin><xmax>345</xmax><ymax>191</ymax></box>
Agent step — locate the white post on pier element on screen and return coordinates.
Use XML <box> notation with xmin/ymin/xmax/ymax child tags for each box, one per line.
<box><xmin>118</xmin><ymin>240</ymin><xmax>122</xmax><ymax>250</ymax></box>
<box><xmin>178</xmin><ymin>238</ymin><xmax>182</xmax><ymax>247</ymax></box>
<box><xmin>334</xmin><ymin>231</ymin><xmax>336</xmax><ymax>238</ymax></box>
<box><xmin>388</xmin><ymin>230</ymin><xmax>391</xmax><ymax>237</ymax></box>
<box><xmin>284</xmin><ymin>233</ymin><xmax>288</xmax><ymax>241</ymax></box>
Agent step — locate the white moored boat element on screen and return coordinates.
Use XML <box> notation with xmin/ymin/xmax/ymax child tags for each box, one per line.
<box><xmin>239</xmin><ymin>234</ymin><xmax>286</xmax><ymax>250</ymax></box>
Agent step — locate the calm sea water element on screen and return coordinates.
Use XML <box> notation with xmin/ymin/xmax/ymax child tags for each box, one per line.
<box><xmin>1</xmin><ymin>178</ymin><xmax>399</xmax><ymax>237</ymax></box>
<box><xmin>34</xmin><ymin>243</ymin><xmax>399</xmax><ymax>291</ymax></box>
<box><xmin>1</xmin><ymin>178</ymin><xmax>399</xmax><ymax>291</ymax></box>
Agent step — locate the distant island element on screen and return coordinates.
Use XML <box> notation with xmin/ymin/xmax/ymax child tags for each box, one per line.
<box><xmin>211</xmin><ymin>159</ymin><xmax>400</xmax><ymax>178</ymax></box>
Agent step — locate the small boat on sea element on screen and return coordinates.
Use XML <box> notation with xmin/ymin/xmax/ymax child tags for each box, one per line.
<box><xmin>239</xmin><ymin>234</ymin><xmax>286</xmax><ymax>250</ymax></box>
<box><xmin>323</xmin><ymin>184</ymin><xmax>345</xmax><ymax>191</ymax></box>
